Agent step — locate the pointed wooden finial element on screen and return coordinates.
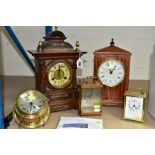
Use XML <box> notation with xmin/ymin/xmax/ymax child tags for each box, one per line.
<box><xmin>110</xmin><ymin>38</ymin><xmax>115</xmax><ymax>46</ymax></box>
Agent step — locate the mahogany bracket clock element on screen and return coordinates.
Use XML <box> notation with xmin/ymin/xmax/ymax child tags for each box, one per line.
<box><xmin>94</xmin><ymin>39</ymin><xmax>132</xmax><ymax>106</ymax></box>
<box><xmin>28</xmin><ymin>27</ymin><xmax>81</xmax><ymax>112</ymax></box>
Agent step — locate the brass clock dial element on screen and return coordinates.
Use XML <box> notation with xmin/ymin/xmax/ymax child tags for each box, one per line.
<box><xmin>47</xmin><ymin>61</ymin><xmax>72</xmax><ymax>88</ymax></box>
<box><xmin>97</xmin><ymin>59</ymin><xmax>125</xmax><ymax>87</ymax></box>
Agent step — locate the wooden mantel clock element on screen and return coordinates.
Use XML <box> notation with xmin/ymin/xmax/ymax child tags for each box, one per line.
<box><xmin>94</xmin><ymin>39</ymin><xmax>132</xmax><ymax>106</ymax></box>
<box><xmin>28</xmin><ymin>27</ymin><xmax>80</xmax><ymax>112</ymax></box>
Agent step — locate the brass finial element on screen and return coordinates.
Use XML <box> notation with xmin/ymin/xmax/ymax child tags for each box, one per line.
<box><xmin>76</xmin><ymin>41</ymin><xmax>80</xmax><ymax>50</ymax></box>
<box><xmin>55</xmin><ymin>26</ymin><xmax>58</xmax><ymax>31</ymax></box>
<box><xmin>37</xmin><ymin>41</ymin><xmax>42</xmax><ymax>52</ymax></box>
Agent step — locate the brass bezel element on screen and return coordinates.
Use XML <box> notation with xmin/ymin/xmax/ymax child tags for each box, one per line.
<box><xmin>97</xmin><ymin>58</ymin><xmax>125</xmax><ymax>87</ymax></box>
<box><xmin>123</xmin><ymin>91</ymin><xmax>146</xmax><ymax>122</ymax></box>
<box><xmin>47</xmin><ymin>60</ymin><xmax>73</xmax><ymax>89</ymax></box>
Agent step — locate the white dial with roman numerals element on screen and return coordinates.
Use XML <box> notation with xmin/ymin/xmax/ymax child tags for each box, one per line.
<box><xmin>97</xmin><ymin>59</ymin><xmax>125</xmax><ymax>87</ymax></box>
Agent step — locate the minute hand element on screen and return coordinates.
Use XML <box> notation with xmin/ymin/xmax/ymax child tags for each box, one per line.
<box><xmin>58</xmin><ymin>65</ymin><xmax>60</xmax><ymax>79</ymax></box>
<box><xmin>113</xmin><ymin>65</ymin><xmax>117</xmax><ymax>70</ymax></box>
<box><xmin>33</xmin><ymin>104</ymin><xmax>40</xmax><ymax>110</ymax></box>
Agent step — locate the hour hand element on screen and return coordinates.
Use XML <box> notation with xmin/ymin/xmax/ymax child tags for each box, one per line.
<box><xmin>109</xmin><ymin>68</ymin><xmax>113</xmax><ymax>74</ymax></box>
<box><xmin>109</xmin><ymin>65</ymin><xmax>117</xmax><ymax>74</ymax></box>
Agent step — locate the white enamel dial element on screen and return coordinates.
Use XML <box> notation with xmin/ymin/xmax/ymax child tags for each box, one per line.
<box><xmin>127</xmin><ymin>97</ymin><xmax>141</xmax><ymax>112</ymax></box>
<box><xmin>124</xmin><ymin>96</ymin><xmax>144</xmax><ymax>121</ymax></box>
<box><xmin>97</xmin><ymin>59</ymin><xmax>125</xmax><ymax>87</ymax></box>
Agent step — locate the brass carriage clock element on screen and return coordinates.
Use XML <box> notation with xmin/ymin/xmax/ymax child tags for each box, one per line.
<box><xmin>78</xmin><ymin>77</ymin><xmax>103</xmax><ymax>116</ymax></box>
<box><xmin>123</xmin><ymin>89</ymin><xmax>146</xmax><ymax>122</ymax></box>
<box><xmin>94</xmin><ymin>39</ymin><xmax>132</xmax><ymax>106</ymax></box>
<box><xmin>28</xmin><ymin>27</ymin><xmax>80</xmax><ymax>112</ymax></box>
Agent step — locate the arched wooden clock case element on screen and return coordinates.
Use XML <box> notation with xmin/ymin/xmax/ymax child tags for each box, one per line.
<box><xmin>94</xmin><ymin>39</ymin><xmax>132</xmax><ymax>106</ymax></box>
<box><xmin>28</xmin><ymin>29</ymin><xmax>79</xmax><ymax>112</ymax></box>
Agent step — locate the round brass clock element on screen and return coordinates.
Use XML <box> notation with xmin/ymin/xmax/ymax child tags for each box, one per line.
<box><xmin>13</xmin><ymin>90</ymin><xmax>50</xmax><ymax>128</ymax></box>
<box><xmin>47</xmin><ymin>60</ymin><xmax>72</xmax><ymax>88</ymax></box>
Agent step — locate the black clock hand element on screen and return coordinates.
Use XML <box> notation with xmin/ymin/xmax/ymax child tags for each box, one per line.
<box><xmin>33</xmin><ymin>104</ymin><xmax>40</xmax><ymax>110</ymax></box>
<box><xmin>113</xmin><ymin>65</ymin><xmax>117</xmax><ymax>71</ymax></box>
<box><xmin>109</xmin><ymin>65</ymin><xmax>117</xmax><ymax>74</ymax></box>
<box><xmin>109</xmin><ymin>68</ymin><xmax>113</xmax><ymax>74</ymax></box>
<box><xmin>58</xmin><ymin>65</ymin><xmax>60</xmax><ymax>79</ymax></box>
<box><xmin>30</xmin><ymin>102</ymin><xmax>33</xmax><ymax>113</ymax></box>
<box><xmin>130</xmin><ymin>106</ymin><xmax>133</xmax><ymax>111</ymax></box>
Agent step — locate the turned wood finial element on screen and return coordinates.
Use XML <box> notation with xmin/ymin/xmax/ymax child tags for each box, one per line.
<box><xmin>37</xmin><ymin>41</ymin><xmax>42</xmax><ymax>52</ymax></box>
<box><xmin>110</xmin><ymin>38</ymin><xmax>115</xmax><ymax>46</ymax></box>
<box><xmin>76</xmin><ymin>41</ymin><xmax>80</xmax><ymax>50</ymax></box>
<box><xmin>55</xmin><ymin>26</ymin><xmax>58</xmax><ymax>31</ymax></box>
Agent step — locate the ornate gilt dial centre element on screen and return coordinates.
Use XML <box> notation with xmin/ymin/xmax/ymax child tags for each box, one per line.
<box><xmin>47</xmin><ymin>61</ymin><xmax>72</xmax><ymax>88</ymax></box>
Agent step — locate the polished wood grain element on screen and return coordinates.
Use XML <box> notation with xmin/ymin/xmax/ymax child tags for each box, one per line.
<box><xmin>94</xmin><ymin>43</ymin><xmax>132</xmax><ymax>106</ymax></box>
<box><xmin>28</xmin><ymin>30</ymin><xmax>80</xmax><ymax>112</ymax></box>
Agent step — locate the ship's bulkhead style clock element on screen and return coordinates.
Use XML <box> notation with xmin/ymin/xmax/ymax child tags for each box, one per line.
<box><xmin>13</xmin><ymin>90</ymin><xmax>50</xmax><ymax>128</ymax></box>
<box><xmin>94</xmin><ymin>39</ymin><xmax>132</xmax><ymax>106</ymax></box>
<box><xmin>28</xmin><ymin>27</ymin><xmax>80</xmax><ymax>112</ymax></box>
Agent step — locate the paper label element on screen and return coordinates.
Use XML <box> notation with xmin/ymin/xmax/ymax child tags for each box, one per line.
<box><xmin>77</xmin><ymin>58</ymin><xmax>83</xmax><ymax>68</ymax></box>
<box><xmin>94</xmin><ymin>105</ymin><xmax>101</xmax><ymax>112</ymax></box>
<box><xmin>20</xmin><ymin>93</ymin><xmax>27</xmax><ymax>98</ymax></box>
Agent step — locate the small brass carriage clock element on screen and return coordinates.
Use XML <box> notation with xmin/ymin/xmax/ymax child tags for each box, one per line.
<box><xmin>78</xmin><ymin>77</ymin><xmax>103</xmax><ymax>116</ymax></box>
<box><xmin>28</xmin><ymin>27</ymin><xmax>82</xmax><ymax>112</ymax></box>
<box><xmin>13</xmin><ymin>90</ymin><xmax>50</xmax><ymax>128</ymax></box>
<box><xmin>123</xmin><ymin>89</ymin><xmax>146</xmax><ymax>122</ymax></box>
<box><xmin>94</xmin><ymin>39</ymin><xmax>132</xmax><ymax>106</ymax></box>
